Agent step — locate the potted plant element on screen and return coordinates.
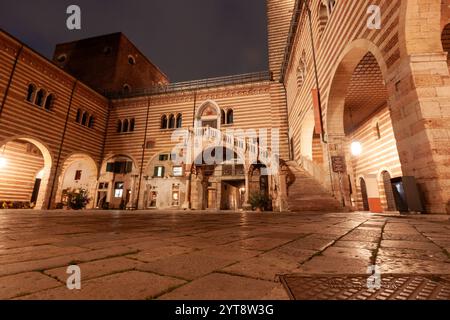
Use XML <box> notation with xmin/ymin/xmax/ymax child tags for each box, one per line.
<box><xmin>249</xmin><ymin>191</ymin><xmax>271</xmax><ymax>212</ymax></box>
<box><xmin>67</xmin><ymin>189</ymin><xmax>90</xmax><ymax>210</ymax></box>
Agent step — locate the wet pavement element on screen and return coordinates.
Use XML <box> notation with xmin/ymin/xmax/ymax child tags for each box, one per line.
<box><xmin>0</xmin><ymin>210</ymin><xmax>449</xmax><ymax>300</ymax></box>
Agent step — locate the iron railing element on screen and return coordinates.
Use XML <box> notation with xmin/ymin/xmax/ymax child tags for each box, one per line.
<box><xmin>105</xmin><ymin>71</ymin><xmax>273</xmax><ymax>99</ymax></box>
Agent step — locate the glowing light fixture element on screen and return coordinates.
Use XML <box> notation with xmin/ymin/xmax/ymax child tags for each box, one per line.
<box><xmin>0</xmin><ymin>157</ymin><xmax>6</xmax><ymax>169</ymax></box>
<box><xmin>351</xmin><ymin>141</ymin><xmax>362</xmax><ymax>156</ymax></box>
<box><xmin>0</xmin><ymin>145</ymin><xmax>7</xmax><ymax>169</ymax></box>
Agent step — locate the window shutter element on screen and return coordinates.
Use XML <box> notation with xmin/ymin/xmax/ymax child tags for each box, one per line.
<box><xmin>106</xmin><ymin>162</ymin><xmax>114</xmax><ymax>172</ymax></box>
<box><xmin>126</xmin><ymin>161</ymin><xmax>133</xmax><ymax>173</ymax></box>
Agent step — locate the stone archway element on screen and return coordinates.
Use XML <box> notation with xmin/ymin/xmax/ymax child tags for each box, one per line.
<box><xmin>325</xmin><ymin>40</ymin><xmax>395</xmax><ymax>210</ymax></box>
<box><xmin>55</xmin><ymin>153</ymin><xmax>98</xmax><ymax>209</ymax></box>
<box><xmin>98</xmin><ymin>154</ymin><xmax>138</xmax><ymax>210</ymax></box>
<box><xmin>0</xmin><ymin>137</ymin><xmax>53</xmax><ymax>209</ymax></box>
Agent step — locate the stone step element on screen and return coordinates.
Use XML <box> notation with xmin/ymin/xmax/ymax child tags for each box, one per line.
<box><xmin>287</xmin><ymin>163</ymin><xmax>344</xmax><ymax>213</ymax></box>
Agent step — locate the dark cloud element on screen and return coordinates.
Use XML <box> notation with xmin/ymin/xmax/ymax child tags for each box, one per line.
<box><xmin>0</xmin><ymin>0</ymin><xmax>268</xmax><ymax>82</ymax></box>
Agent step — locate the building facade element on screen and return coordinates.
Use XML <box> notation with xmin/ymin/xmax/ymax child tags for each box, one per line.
<box><xmin>0</xmin><ymin>0</ymin><xmax>449</xmax><ymax>214</ymax></box>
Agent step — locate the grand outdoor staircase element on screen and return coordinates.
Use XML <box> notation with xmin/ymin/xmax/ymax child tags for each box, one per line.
<box><xmin>286</xmin><ymin>161</ymin><xmax>345</xmax><ymax>212</ymax></box>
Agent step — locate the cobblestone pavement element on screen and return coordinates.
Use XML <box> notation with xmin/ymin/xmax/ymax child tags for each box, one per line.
<box><xmin>0</xmin><ymin>210</ymin><xmax>449</xmax><ymax>300</ymax></box>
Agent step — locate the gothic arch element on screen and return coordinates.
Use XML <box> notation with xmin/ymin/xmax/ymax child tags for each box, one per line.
<box><xmin>326</xmin><ymin>39</ymin><xmax>388</xmax><ymax>136</ymax></box>
<box><xmin>195</xmin><ymin>100</ymin><xmax>221</xmax><ymax>129</ymax></box>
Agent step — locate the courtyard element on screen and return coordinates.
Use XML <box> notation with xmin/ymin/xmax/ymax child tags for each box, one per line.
<box><xmin>0</xmin><ymin>210</ymin><xmax>449</xmax><ymax>300</ymax></box>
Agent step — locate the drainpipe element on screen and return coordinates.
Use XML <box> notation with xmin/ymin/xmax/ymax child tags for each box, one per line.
<box><xmin>0</xmin><ymin>45</ymin><xmax>23</xmax><ymax>120</ymax></box>
<box><xmin>47</xmin><ymin>80</ymin><xmax>78</xmax><ymax>209</ymax></box>
<box><xmin>135</xmin><ymin>96</ymin><xmax>151</xmax><ymax>210</ymax></box>
<box><xmin>98</xmin><ymin>100</ymin><xmax>112</xmax><ymax>179</ymax></box>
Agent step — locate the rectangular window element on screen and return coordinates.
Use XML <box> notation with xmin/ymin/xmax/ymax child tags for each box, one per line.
<box><xmin>111</xmin><ymin>161</ymin><xmax>133</xmax><ymax>174</ymax></box>
<box><xmin>98</xmin><ymin>182</ymin><xmax>109</xmax><ymax>190</ymax></box>
<box><xmin>154</xmin><ymin>166</ymin><xmax>165</xmax><ymax>178</ymax></box>
<box><xmin>114</xmin><ymin>182</ymin><xmax>124</xmax><ymax>198</ymax></box>
<box><xmin>159</xmin><ymin>154</ymin><xmax>169</xmax><ymax>161</ymax></box>
<box><xmin>74</xmin><ymin>170</ymin><xmax>82</xmax><ymax>180</ymax></box>
<box><xmin>173</xmin><ymin>166</ymin><xmax>183</xmax><ymax>177</ymax></box>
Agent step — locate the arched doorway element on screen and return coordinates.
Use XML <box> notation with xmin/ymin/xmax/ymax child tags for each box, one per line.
<box><xmin>191</xmin><ymin>146</ymin><xmax>246</xmax><ymax>211</ymax></box>
<box><xmin>0</xmin><ymin>138</ymin><xmax>52</xmax><ymax>209</ymax></box>
<box><xmin>55</xmin><ymin>154</ymin><xmax>98</xmax><ymax>209</ymax></box>
<box><xmin>98</xmin><ymin>155</ymin><xmax>138</xmax><ymax>209</ymax></box>
<box><xmin>381</xmin><ymin>171</ymin><xmax>397</xmax><ymax>212</ymax></box>
<box><xmin>359</xmin><ymin>178</ymin><xmax>369</xmax><ymax>211</ymax></box>
<box><xmin>442</xmin><ymin>23</ymin><xmax>450</xmax><ymax>71</ymax></box>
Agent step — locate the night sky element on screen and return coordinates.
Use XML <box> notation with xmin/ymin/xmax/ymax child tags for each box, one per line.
<box><xmin>0</xmin><ymin>0</ymin><xmax>269</xmax><ymax>82</ymax></box>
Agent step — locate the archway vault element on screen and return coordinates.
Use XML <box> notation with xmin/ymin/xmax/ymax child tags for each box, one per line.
<box><xmin>326</xmin><ymin>39</ymin><xmax>389</xmax><ymax>136</ymax></box>
<box><xmin>0</xmin><ymin>136</ymin><xmax>53</xmax><ymax>209</ymax></box>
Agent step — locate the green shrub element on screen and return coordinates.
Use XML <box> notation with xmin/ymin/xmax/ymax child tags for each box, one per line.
<box><xmin>67</xmin><ymin>189</ymin><xmax>90</xmax><ymax>210</ymax></box>
<box><xmin>249</xmin><ymin>192</ymin><xmax>271</xmax><ymax>211</ymax></box>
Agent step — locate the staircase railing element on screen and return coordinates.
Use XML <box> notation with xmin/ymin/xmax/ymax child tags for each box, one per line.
<box><xmin>193</xmin><ymin>127</ymin><xmax>279</xmax><ymax>168</ymax></box>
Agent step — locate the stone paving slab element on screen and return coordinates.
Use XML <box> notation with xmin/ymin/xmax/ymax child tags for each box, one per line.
<box><xmin>0</xmin><ymin>272</ymin><xmax>61</xmax><ymax>299</ymax></box>
<box><xmin>127</xmin><ymin>245</ymin><xmax>195</xmax><ymax>263</ymax></box>
<box><xmin>158</xmin><ymin>273</ymin><xmax>290</xmax><ymax>300</ymax></box>
<box><xmin>44</xmin><ymin>257</ymin><xmax>144</xmax><ymax>282</ymax></box>
<box><xmin>138</xmin><ymin>253</ymin><xmax>237</xmax><ymax>280</ymax></box>
<box><xmin>18</xmin><ymin>271</ymin><xmax>185</xmax><ymax>300</ymax></box>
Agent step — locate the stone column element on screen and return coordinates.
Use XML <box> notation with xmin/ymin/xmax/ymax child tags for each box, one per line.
<box><xmin>326</xmin><ymin>134</ymin><xmax>352</xmax><ymax>207</ymax></box>
<box><xmin>242</xmin><ymin>171</ymin><xmax>252</xmax><ymax>211</ymax></box>
<box><xmin>278</xmin><ymin>170</ymin><xmax>289</xmax><ymax>212</ymax></box>
<box><xmin>182</xmin><ymin>172</ymin><xmax>191</xmax><ymax>210</ymax></box>
<box><xmin>388</xmin><ymin>53</ymin><xmax>450</xmax><ymax>213</ymax></box>
<box><xmin>127</xmin><ymin>175</ymin><xmax>136</xmax><ymax>209</ymax></box>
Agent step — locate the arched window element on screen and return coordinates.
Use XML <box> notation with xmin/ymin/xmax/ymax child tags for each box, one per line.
<box><xmin>76</xmin><ymin>109</ymin><xmax>82</xmax><ymax>123</ymax></box>
<box><xmin>35</xmin><ymin>89</ymin><xmax>46</xmax><ymax>107</ymax></box>
<box><xmin>161</xmin><ymin>115</ymin><xmax>168</xmax><ymax>129</ymax></box>
<box><xmin>81</xmin><ymin>112</ymin><xmax>88</xmax><ymax>126</ymax></box>
<box><xmin>221</xmin><ymin>109</ymin><xmax>225</xmax><ymax>125</ymax></box>
<box><xmin>297</xmin><ymin>60</ymin><xmax>306</xmax><ymax>86</ymax></box>
<box><xmin>168</xmin><ymin>114</ymin><xmax>175</xmax><ymax>129</ymax></box>
<box><xmin>318</xmin><ymin>2</ymin><xmax>329</xmax><ymax>38</ymax></box>
<box><xmin>123</xmin><ymin>119</ymin><xmax>129</xmax><ymax>133</ymax></box>
<box><xmin>88</xmin><ymin>115</ymin><xmax>95</xmax><ymax>128</ymax></box>
<box><xmin>176</xmin><ymin>114</ymin><xmax>182</xmax><ymax>128</ymax></box>
<box><xmin>226</xmin><ymin>109</ymin><xmax>234</xmax><ymax>124</ymax></box>
<box><xmin>130</xmin><ymin>118</ymin><xmax>135</xmax><ymax>132</ymax></box>
<box><xmin>326</xmin><ymin>0</ymin><xmax>337</xmax><ymax>15</ymax></box>
<box><xmin>375</xmin><ymin>122</ymin><xmax>381</xmax><ymax>140</ymax></box>
<box><xmin>128</xmin><ymin>55</ymin><xmax>136</xmax><ymax>65</ymax></box>
<box><xmin>26</xmin><ymin>84</ymin><xmax>36</xmax><ymax>102</ymax></box>
<box><xmin>123</xmin><ymin>84</ymin><xmax>131</xmax><ymax>94</ymax></box>
<box><xmin>117</xmin><ymin>120</ymin><xmax>122</xmax><ymax>133</ymax></box>
<box><xmin>44</xmin><ymin>94</ymin><xmax>54</xmax><ymax>110</ymax></box>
